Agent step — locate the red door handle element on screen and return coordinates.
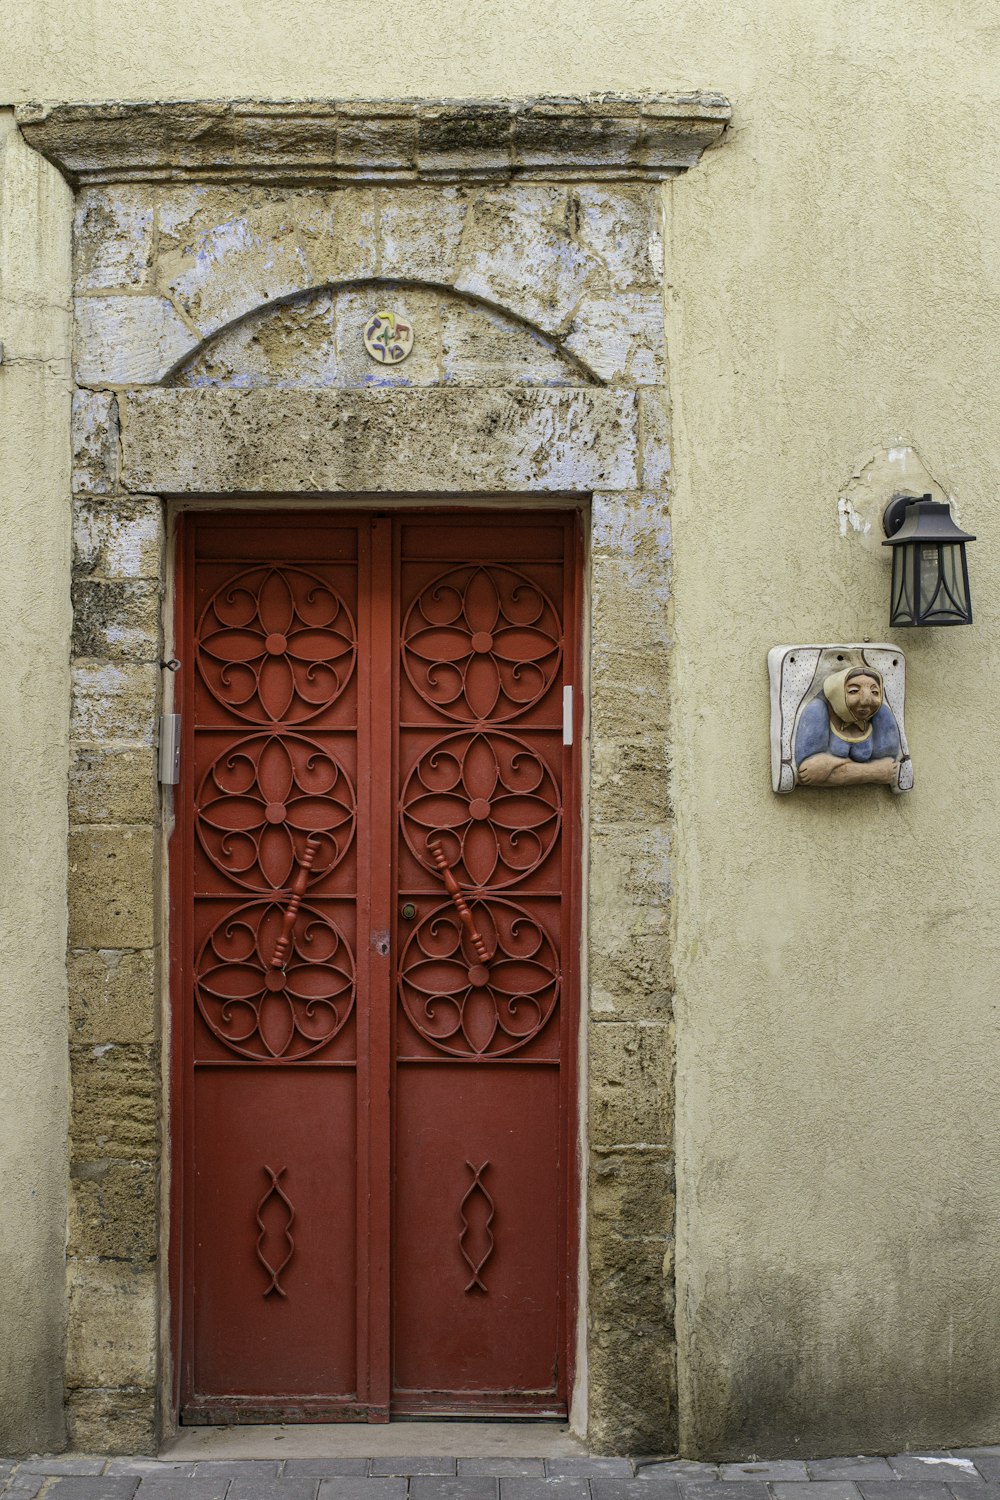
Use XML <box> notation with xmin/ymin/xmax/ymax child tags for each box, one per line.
<box><xmin>271</xmin><ymin>835</ymin><xmax>321</xmax><ymax>971</ymax></box>
<box><xmin>426</xmin><ymin>836</ymin><xmax>490</xmax><ymax>980</ymax></box>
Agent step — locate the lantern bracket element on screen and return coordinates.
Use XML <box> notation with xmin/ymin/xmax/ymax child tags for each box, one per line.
<box><xmin>882</xmin><ymin>492</ymin><xmax>922</xmax><ymax>538</ymax></box>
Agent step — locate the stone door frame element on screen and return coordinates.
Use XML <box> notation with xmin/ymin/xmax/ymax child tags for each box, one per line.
<box><xmin>20</xmin><ymin>92</ymin><xmax>730</xmax><ymax>1454</ymax></box>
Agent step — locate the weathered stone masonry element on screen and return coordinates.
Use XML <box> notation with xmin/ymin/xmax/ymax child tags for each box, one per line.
<box><xmin>19</xmin><ymin>95</ymin><xmax>729</xmax><ymax>1453</ymax></box>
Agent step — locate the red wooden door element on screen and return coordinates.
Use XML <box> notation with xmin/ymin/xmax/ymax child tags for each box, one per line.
<box><xmin>173</xmin><ymin>511</ymin><xmax>579</xmax><ymax>1423</ymax></box>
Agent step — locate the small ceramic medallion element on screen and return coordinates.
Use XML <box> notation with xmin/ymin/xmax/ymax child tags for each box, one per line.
<box><xmin>363</xmin><ymin>310</ymin><xmax>414</xmax><ymax>365</ymax></box>
<box><xmin>768</xmin><ymin>643</ymin><xmax>912</xmax><ymax>794</ymax></box>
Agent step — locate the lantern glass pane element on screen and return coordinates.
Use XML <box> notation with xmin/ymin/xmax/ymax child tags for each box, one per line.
<box><xmin>889</xmin><ymin>545</ymin><xmax>915</xmax><ymax>626</ymax></box>
<box><xmin>921</xmin><ymin>542</ymin><xmax>970</xmax><ymax>624</ymax></box>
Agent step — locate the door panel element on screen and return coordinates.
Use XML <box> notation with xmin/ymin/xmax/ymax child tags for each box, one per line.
<box><xmin>174</xmin><ymin>511</ymin><xmax>578</xmax><ymax>1423</ymax></box>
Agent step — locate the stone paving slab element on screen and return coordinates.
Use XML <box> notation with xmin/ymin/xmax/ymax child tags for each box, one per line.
<box><xmin>458</xmin><ymin>1465</ymin><xmax>545</xmax><ymax>1479</ymax></box>
<box><xmin>806</xmin><ymin>1464</ymin><xmax>896</xmax><ymax>1483</ymax></box>
<box><xmin>592</xmin><ymin>1481</ymin><xmax>684</xmax><ymax>1500</ymax></box>
<box><xmin>134</xmin><ymin>1483</ymin><xmax>229</xmax><ymax>1500</ymax></box>
<box><xmin>722</xmin><ymin>1468</ymin><xmax>809</xmax><ymax>1484</ymax></box>
<box><xmin>285</xmin><ymin>1464</ymin><xmax>371</xmax><ymax>1478</ymax></box>
<box><xmin>5</xmin><ymin>1450</ymin><xmax>1000</xmax><ymax>1500</ymax></box>
<box><xmin>317</xmin><ymin>1482</ymin><xmax>408</xmax><ymax>1500</ymax></box>
<box><xmin>771</xmin><ymin>1484</ymin><xmax>861</xmax><ymax>1500</ymax></box>
<box><xmin>46</xmin><ymin>1480</ymin><xmax>140</xmax><ymax>1500</ymax></box>
<box><xmin>888</xmin><ymin>1462</ymin><xmax>983</xmax><ymax>1484</ymax></box>
<box><xmin>371</xmin><ymin>1463</ymin><xmax>458</xmax><ymax>1479</ymax></box>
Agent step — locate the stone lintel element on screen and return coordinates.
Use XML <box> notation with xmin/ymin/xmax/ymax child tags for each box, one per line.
<box><xmin>119</xmin><ymin>386</ymin><xmax>638</xmax><ymax>495</ymax></box>
<box><xmin>17</xmin><ymin>94</ymin><xmax>731</xmax><ymax>188</ymax></box>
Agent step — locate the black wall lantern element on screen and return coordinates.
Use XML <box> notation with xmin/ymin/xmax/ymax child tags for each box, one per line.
<box><xmin>882</xmin><ymin>492</ymin><xmax>976</xmax><ymax>627</ymax></box>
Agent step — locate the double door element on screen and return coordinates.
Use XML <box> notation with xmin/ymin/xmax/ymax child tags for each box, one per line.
<box><xmin>172</xmin><ymin>510</ymin><xmax>580</xmax><ymax>1422</ymax></box>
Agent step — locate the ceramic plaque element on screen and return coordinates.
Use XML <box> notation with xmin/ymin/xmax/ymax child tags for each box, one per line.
<box><xmin>768</xmin><ymin>643</ymin><xmax>912</xmax><ymax>794</ymax></box>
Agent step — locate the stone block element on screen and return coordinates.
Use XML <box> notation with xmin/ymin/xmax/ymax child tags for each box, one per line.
<box><xmin>73</xmin><ymin>498</ymin><xmax>163</xmax><ymax>580</ymax></box>
<box><xmin>70</xmin><ymin>663</ymin><xmax>159</xmax><ymax>745</ymax></box>
<box><xmin>573</xmin><ymin>185</ymin><xmax>664</xmax><ymax>291</ymax></box>
<box><xmin>379</xmin><ymin>187</ymin><xmax>469</xmax><ymax>282</ymax></box>
<box><xmin>72</xmin><ymin>390</ymin><xmax>120</xmax><ymax>495</ymax></box>
<box><xmin>590</xmin><ymin>651</ymin><xmax>671</xmax><ymax>739</ymax></box>
<box><xmin>68</xmin><ymin>825</ymin><xmax>157</xmax><ymax>948</ymax></box>
<box><xmin>71</xmin><ymin>579</ymin><xmax>161</xmax><ymax>664</ymax></box>
<box><xmin>592</xmin><ymin>490</ymin><xmax>671</xmax><ymax>562</ymax></box>
<box><xmin>590</xmin><ymin>1231</ymin><xmax>673</xmax><ymax>1329</ymax></box>
<box><xmin>155</xmin><ymin>187</ymin><xmax>377</xmax><ymax>335</ymax></box>
<box><xmin>65</xmin><ymin>1386</ymin><xmax>156</xmax><ymax>1455</ymax></box>
<box><xmin>338</xmin><ymin>106</ymin><xmax>418</xmax><ymax>170</ymax></box>
<box><xmin>592</xmin><ymin>556</ymin><xmax>671</xmax><ymax>652</ymax></box>
<box><xmin>70</xmin><ymin>1043</ymin><xmax>159</xmax><ymax>1160</ymax></box>
<box><xmin>588</xmin><ymin>1330</ymin><xmax>675</xmax><ymax>1454</ymax></box>
<box><xmin>65</xmin><ymin>1260</ymin><xmax>157</xmax><ymax>1387</ymax></box>
<box><xmin>589</xmin><ymin>1021</ymin><xmax>674</xmax><ymax>1147</ymax></box>
<box><xmin>70</xmin><ymin>746</ymin><xmax>158</xmax><ymax>826</ymax></box>
<box><xmin>564</xmin><ymin>291</ymin><xmax>666</xmax><ymax>385</ymax></box>
<box><xmin>639</xmin><ymin>388</ymin><xmax>672</xmax><ymax>489</ymax></box>
<box><xmin>74</xmin><ymin>187</ymin><xmax>155</xmax><ymax>292</ymax></box>
<box><xmin>68</xmin><ymin>947</ymin><xmax>156</xmax><ymax>1045</ymax></box>
<box><xmin>68</xmin><ymin>1161</ymin><xmax>158</xmax><ymax>1261</ymax></box>
<box><xmin>441</xmin><ymin>300</ymin><xmax>576</xmax><ymax>386</ymax></box>
<box><xmin>589</xmin><ymin>929</ymin><xmax>673</xmax><ymax>1020</ymax></box>
<box><xmin>456</xmin><ymin>186</ymin><xmax>601</xmax><ymax>335</ymax></box>
<box><xmin>591</xmin><ymin>737</ymin><xmax>670</xmax><ymax>823</ymax></box>
<box><xmin>591</xmin><ymin>1151</ymin><xmax>674</xmax><ymax>1239</ymax></box>
<box><xmin>174</xmin><ymin>291</ymin><xmax>338</xmax><ymax>389</ymax></box>
<box><xmin>303</xmin><ymin>189</ymin><xmax>379</xmax><ymax>286</ymax></box>
<box><xmin>590</xmin><ymin>824</ymin><xmax>672</xmax><ymax>910</ymax></box>
<box><xmin>74</xmin><ymin>295</ymin><xmax>196</xmax><ymax>385</ymax></box>
<box><xmin>333</xmin><ymin>285</ymin><xmax>443</xmax><ymax>387</ymax></box>
<box><xmin>156</xmin><ymin>189</ymin><xmax>313</xmax><ymax>335</ymax></box>
<box><xmin>119</xmin><ymin>388</ymin><xmax>638</xmax><ymax>495</ymax></box>
<box><xmin>417</xmin><ymin>105</ymin><xmax>513</xmax><ymax>176</ymax></box>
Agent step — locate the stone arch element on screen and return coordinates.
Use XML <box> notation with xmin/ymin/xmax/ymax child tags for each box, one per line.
<box><xmin>162</xmin><ymin>277</ymin><xmax>602</xmax><ymax>389</ymax></box>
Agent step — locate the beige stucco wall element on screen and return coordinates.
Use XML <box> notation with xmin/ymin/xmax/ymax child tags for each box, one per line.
<box><xmin>0</xmin><ymin>111</ymin><xmax>72</xmax><ymax>1452</ymax></box>
<box><xmin>2</xmin><ymin>0</ymin><xmax>999</xmax><ymax>1459</ymax></box>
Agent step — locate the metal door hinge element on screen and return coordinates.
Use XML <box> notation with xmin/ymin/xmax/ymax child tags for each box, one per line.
<box><xmin>563</xmin><ymin>686</ymin><xmax>574</xmax><ymax>746</ymax></box>
<box><xmin>158</xmin><ymin>714</ymin><xmax>181</xmax><ymax>784</ymax></box>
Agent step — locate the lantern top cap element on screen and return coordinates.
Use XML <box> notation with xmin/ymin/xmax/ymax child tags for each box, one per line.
<box><xmin>882</xmin><ymin>493</ymin><xmax>976</xmax><ymax>547</ymax></box>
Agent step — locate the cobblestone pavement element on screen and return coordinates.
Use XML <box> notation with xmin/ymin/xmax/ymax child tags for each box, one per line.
<box><xmin>5</xmin><ymin>1451</ymin><xmax>1000</xmax><ymax>1500</ymax></box>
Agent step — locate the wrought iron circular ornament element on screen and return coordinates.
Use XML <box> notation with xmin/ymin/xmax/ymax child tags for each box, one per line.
<box><xmin>363</xmin><ymin>310</ymin><xmax>414</xmax><ymax>364</ymax></box>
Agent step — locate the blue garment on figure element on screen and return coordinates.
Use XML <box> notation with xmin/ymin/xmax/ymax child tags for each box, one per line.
<box><xmin>795</xmin><ymin>696</ymin><xmax>900</xmax><ymax>765</ymax></box>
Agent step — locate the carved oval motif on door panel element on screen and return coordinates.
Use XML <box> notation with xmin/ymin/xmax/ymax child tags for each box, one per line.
<box><xmin>197</xmin><ymin>566</ymin><xmax>357</xmax><ymax>723</ymax></box>
<box><xmin>401</xmin><ymin>730</ymin><xmax>561</xmax><ymax>888</ymax></box>
<box><xmin>401</xmin><ymin>565</ymin><xmax>562</xmax><ymax>723</ymax></box>
<box><xmin>196</xmin><ymin>898</ymin><xmax>355</xmax><ymax>1060</ymax></box>
<box><xmin>197</xmin><ymin>732</ymin><xmax>356</xmax><ymax>891</ymax></box>
<box><xmin>398</xmin><ymin>897</ymin><xmax>559</xmax><ymax>1058</ymax></box>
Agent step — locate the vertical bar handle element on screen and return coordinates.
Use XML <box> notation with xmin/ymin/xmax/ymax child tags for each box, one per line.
<box><xmin>271</xmin><ymin>835</ymin><xmax>321</xmax><ymax>971</ymax></box>
<box><xmin>426</xmin><ymin>836</ymin><xmax>490</xmax><ymax>971</ymax></box>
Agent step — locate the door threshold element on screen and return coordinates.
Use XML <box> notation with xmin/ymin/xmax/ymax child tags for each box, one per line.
<box><xmin>161</xmin><ymin>1421</ymin><xmax>588</xmax><ymax>1460</ymax></box>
